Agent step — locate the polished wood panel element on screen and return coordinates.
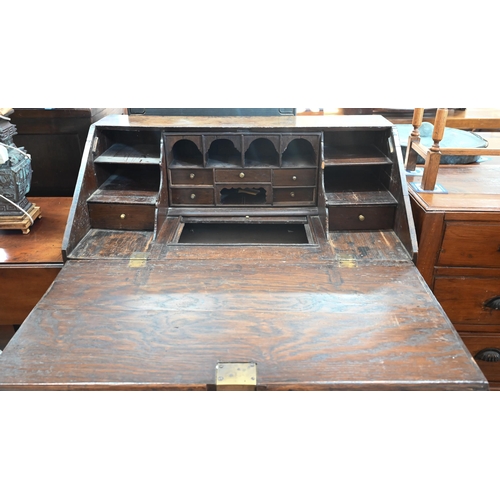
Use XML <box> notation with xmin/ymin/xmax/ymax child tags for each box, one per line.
<box><xmin>438</xmin><ymin>223</ymin><xmax>500</xmax><ymax>268</ymax></box>
<box><xmin>0</xmin><ymin>197</ymin><xmax>71</xmax><ymax>325</ymax></box>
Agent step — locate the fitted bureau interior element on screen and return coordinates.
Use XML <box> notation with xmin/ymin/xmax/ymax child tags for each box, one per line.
<box><xmin>62</xmin><ymin>122</ymin><xmax>416</xmax><ymax>260</ymax></box>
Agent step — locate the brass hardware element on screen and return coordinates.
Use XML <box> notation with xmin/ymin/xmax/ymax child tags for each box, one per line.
<box><xmin>120</xmin><ymin>213</ymin><xmax>126</xmax><ymax>219</ymax></box>
<box><xmin>292</xmin><ymin>176</ymin><xmax>297</xmax><ymax>181</ymax></box>
<box><xmin>290</xmin><ymin>191</ymin><xmax>295</xmax><ymax>197</ymax></box>
<box><xmin>190</xmin><ymin>193</ymin><xmax>196</xmax><ymax>199</ymax></box>
<box><xmin>215</xmin><ymin>362</ymin><xmax>257</xmax><ymax>391</ymax></box>
<box><xmin>129</xmin><ymin>252</ymin><xmax>149</xmax><ymax>268</ymax></box>
<box><xmin>189</xmin><ymin>173</ymin><xmax>195</xmax><ymax>179</ymax></box>
<box><xmin>239</xmin><ymin>172</ymin><xmax>245</xmax><ymax>178</ymax></box>
<box><xmin>358</xmin><ymin>215</ymin><xmax>365</xmax><ymax>221</ymax></box>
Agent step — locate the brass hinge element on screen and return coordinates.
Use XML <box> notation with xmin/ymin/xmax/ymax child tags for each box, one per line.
<box><xmin>215</xmin><ymin>362</ymin><xmax>257</xmax><ymax>391</ymax></box>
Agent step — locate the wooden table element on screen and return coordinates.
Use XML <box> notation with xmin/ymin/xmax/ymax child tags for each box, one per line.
<box><xmin>0</xmin><ymin>197</ymin><xmax>72</xmax><ymax>340</ymax></box>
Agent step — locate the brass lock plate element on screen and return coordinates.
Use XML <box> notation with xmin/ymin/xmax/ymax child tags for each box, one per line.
<box><xmin>215</xmin><ymin>362</ymin><xmax>257</xmax><ymax>391</ymax></box>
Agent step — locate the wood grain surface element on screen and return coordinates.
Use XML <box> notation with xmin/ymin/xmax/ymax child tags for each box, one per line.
<box><xmin>0</xmin><ymin>232</ymin><xmax>486</xmax><ymax>390</ymax></box>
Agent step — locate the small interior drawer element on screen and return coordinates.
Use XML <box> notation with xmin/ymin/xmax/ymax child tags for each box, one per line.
<box><xmin>273</xmin><ymin>168</ymin><xmax>317</xmax><ymax>186</ymax></box>
<box><xmin>461</xmin><ymin>334</ymin><xmax>500</xmax><ymax>382</ymax></box>
<box><xmin>273</xmin><ymin>187</ymin><xmax>315</xmax><ymax>205</ymax></box>
<box><xmin>439</xmin><ymin>222</ymin><xmax>500</xmax><ymax>268</ymax></box>
<box><xmin>170</xmin><ymin>187</ymin><xmax>214</xmax><ymax>206</ymax></box>
<box><xmin>433</xmin><ymin>276</ymin><xmax>500</xmax><ymax>326</ymax></box>
<box><xmin>88</xmin><ymin>202</ymin><xmax>155</xmax><ymax>231</ymax></box>
<box><xmin>215</xmin><ymin>169</ymin><xmax>271</xmax><ymax>183</ymax></box>
<box><xmin>328</xmin><ymin>205</ymin><xmax>395</xmax><ymax>231</ymax></box>
<box><xmin>170</xmin><ymin>168</ymin><xmax>213</xmax><ymax>186</ymax></box>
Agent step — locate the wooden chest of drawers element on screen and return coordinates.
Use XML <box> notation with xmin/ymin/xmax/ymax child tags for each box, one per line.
<box><xmin>409</xmin><ymin>159</ymin><xmax>500</xmax><ymax>389</ymax></box>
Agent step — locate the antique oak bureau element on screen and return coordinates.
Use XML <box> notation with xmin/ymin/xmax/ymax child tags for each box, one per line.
<box><xmin>0</xmin><ymin>115</ymin><xmax>487</xmax><ymax>390</ymax></box>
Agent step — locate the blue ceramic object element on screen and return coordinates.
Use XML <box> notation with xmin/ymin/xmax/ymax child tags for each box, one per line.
<box><xmin>396</xmin><ymin>122</ymin><xmax>488</xmax><ymax>164</ymax></box>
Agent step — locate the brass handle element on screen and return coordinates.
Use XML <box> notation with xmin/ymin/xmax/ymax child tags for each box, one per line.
<box><xmin>358</xmin><ymin>215</ymin><xmax>365</xmax><ymax>221</ymax></box>
<box><xmin>484</xmin><ymin>296</ymin><xmax>500</xmax><ymax>310</ymax></box>
<box><xmin>190</xmin><ymin>193</ymin><xmax>196</xmax><ymax>200</ymax></box>
<box><xmin>475</xmin><ymin>348</ymin><xmax>500</xmax><ymax>362</ymax></box>
<box><xmin>290</xmin><ymin>191</ymin><xmax>295</xmax><ymax>197</ymax></box>
<box><xmin>189</xmin><ymin>173</ymin><xmax>195</xmax><ymax>179</ymax></box>
<box><xmin>292</xmin><ymin>175</ymin><xmax>297</xmax><ymax>181</ymax></box>
<box><xmin>120</xmin><ymin>214</ymin><xmax>126</xmax><ymax>219</ymax></box>
<box><xmin>239</xmin><ymin>172</ymin><xmax>245</xmax><ymax>178</ymax></box>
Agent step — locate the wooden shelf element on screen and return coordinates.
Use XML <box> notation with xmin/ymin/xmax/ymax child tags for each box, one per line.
<box><xmin>88</xmin><ymin>173</ymin><xmax>159</xmax><ymax>205</ymax></box>
<box><xmin>95</xmin><ymin>143</ymin><xmax>160</xmax><ymax>164</ymax></box>
<box><xmin>324</xmin><ymin>146</ymin><xmax>392</xmax><ymax>166</ymax></box>
<box><xmin>325</xmin><ymin>190</ymin><xmax>397</xmax><ymax>206</ymax></box>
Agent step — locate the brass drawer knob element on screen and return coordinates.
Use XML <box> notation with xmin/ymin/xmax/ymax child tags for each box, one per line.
<box><xmin>290</xmin><ymin>191</ymin><xmax>295</xmax><ymax>197</ymax></box>
<box><xmin>359</xmin><ymin>215</ymin><xmax>365</xmax><ymax>222</ymax></box>
<box><xmin>120</xmin><ymin>213</ymin><xmax>126</xmax><ymax>219</ymax></box>
<box><xmin>292</xmin><ymin>175</ymin><xmax>297</xmax><ymax>181</ymax></box>
<box><xmin>189</xmin><ymin>173</ymin><xmax>195</xmax><ymax>179</ymax></box>
<box><xmin>190</xmin><ymin>193</ymin><xmax>196</xmax><ymax>200</ymax></box>
<box><xmin>239</xmin><ymin>172</ymin><xmax>245</xmax><ymax>178</ymax></box>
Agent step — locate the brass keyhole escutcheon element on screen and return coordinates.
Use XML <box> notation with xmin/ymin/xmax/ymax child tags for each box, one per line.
<box><xmin>359</xmin><ymin>215</ymin><xmax>365</xmax><ymax>221</ymax></box>
<box><xmin>120</xmin><ymin>214</ymin><xmax>126</xmax><ymax>219</ymax></box>
<box><xmin>190</xmin><ymin>193</ymin><xmax>196</xmax><ymax>199</ymax></box>
<box><xmin>189</xmin><ymin>173</ymin><xmax>195</xmax><ymax>179</ymax></box>
<box><xmin>292</xmin><ymin>176</ymin><xmax>297</xmax><ymax>181</ymax></box>
<box><xmin>239</xmin><ymin>172</ymin><xmax>245</xmax><ymax>178</ymax></box>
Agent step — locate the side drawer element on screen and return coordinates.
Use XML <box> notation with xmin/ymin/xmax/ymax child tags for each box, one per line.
<box><xmin>170</xmin><ymin>188</ymin><xmax>214</xmax><ymax>206</ymax></box>
<box><xmin>438</xmin><ymin>222</ymin><xmax>500</xmax><ymax>268</ymax></box>
<box><xmin>328</xmin><ymin>205</ymin><xmax>395</xmax><ymax>231</ymax></box>
<box><xmin>273</xmin><ymin>168</ymin><xmax>317</xmax><ymax>186</ymax></box>
<box><xmin>433</xmin><ymin>276</ymin><xmax>500</xmax><ymax>327</ymax></box>
<box><xmin>88</xmin><ymin>203</ymin><xmax>156</xmax><ymax>231</ymax></box>
<box><xmin>215</xmin><ymin>169</ymin><xmax>271</xmax><ymax>183</ymax></box>
<box><xmin>461</xmin><ymin>334</ymin><xmax>500</xmax><ymax>383</ymax></box>
<box><xmin>170</xmin><ymin>168</ymin><xmax>213</xmax><ymax>186</ymax></box>
<box><xmin>273</xmin><ymin>187</ymin><xmax>315</xmax><ymax>205</ymax></box>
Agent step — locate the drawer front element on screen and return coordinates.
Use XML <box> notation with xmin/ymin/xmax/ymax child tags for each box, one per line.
<box><xmin>273</xmin><ymin>187</ymin><xmax>315</xmax><ymax>205</ymax></box>
<box><xmin>215</xmin><ymin>169</ymin><xmax>271</xmax><ymax>183</ymax></box>
<box><xmin>88</xmin><ymin>203</ymin><xmax>155</xmax><ymax>230</ymax></box>
<box><xmin>273</xmin><ymin>168</ymin><xmax>317</xmax><ymax>186</ymax></box>
<box><xmin>433</xmin><ymin>277</ymin><xmax>500</xmax><ymax>327</ymax></box>
<box><xmin>328</xmin><ymin>206</ymin><xmax>395</xmax><ymax>231</ymax></box>
<box><xmin>170</xmin><ymin>169</ymin><xmax>213</xmax><ymax>186</ymax></box>
<box><xmin>438</xmin><ymin>222</ymin><xmax>500</xmax><ymax>268</ymax></box>
<box><xmin>461</xmin><ymin>334</ymin><xmax>500</xmax><ymax>382</ymax></box>
<box><xmin>170</xmin><ymin>188</ymin><xmax>214</xmax><ymax>205</ymax></box>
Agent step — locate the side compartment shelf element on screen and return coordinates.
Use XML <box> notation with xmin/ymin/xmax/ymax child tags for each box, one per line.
<box><xmin>323</xmin><ymin>130</ymin><xmax>397</xmax><ymax>231</ymax></box>
<box><xmin>88</xmin><ymin>128</ymin><xmax>162</xmax><ymax>231</ymax></box>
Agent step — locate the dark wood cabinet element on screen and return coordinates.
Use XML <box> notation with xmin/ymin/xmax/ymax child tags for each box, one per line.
<box><xmin>11</xmin><ymin>108</ymin><xmax>125</xmax><ymax>196</ymax></box>
<box><xmin>0</xmin><ymin>115</ymin><xmax>487</xmax><ymax>390</ymax></box>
